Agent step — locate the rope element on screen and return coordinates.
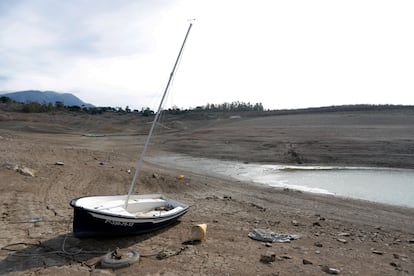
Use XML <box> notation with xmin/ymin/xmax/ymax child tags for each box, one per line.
<box><xmin>0</xmin><ymin>218</ymin><xmax>191</xmax><ymax>263</ymax></box>
<box><xmin>0</xmin><ymin>217</ymin><xmax>106</xmax><ymax>257</ymax></box>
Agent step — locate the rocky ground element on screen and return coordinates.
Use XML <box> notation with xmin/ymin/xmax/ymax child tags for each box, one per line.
<box><xmin>0</xmin><ymin>108</ymin><xmax>413</xmax><ymax>275</ymax></box>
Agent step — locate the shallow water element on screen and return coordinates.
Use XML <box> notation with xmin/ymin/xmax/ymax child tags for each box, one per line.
<box><xmin>148</xmin><ymin>154</ymin><xmax>414</xmax><ymax>208</ymax></box>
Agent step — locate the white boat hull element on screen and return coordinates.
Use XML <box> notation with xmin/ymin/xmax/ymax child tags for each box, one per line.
<box><xmin>70</xmin><ymin>194</ymin><xmax>189</xmax><ymax>238</ymax></box>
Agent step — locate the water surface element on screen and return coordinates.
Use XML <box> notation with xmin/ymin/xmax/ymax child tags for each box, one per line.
<box><xmin>148</xmin><ymin>154</ymin><xmax>414</xmax><ymax>208</ymax></box>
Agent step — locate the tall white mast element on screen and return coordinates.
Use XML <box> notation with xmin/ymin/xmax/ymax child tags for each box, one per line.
<box><xmin>124</xmin><ymin>23</ymin><xmax>193</xmax><ymax>209</ymax></box>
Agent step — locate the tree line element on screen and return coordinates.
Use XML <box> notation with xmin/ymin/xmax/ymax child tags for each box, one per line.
<box><xmin>195</xmin><ymin>101</ymin><xmax>264</xmax><ymax>112</ymax></box>
<box><xmin>2</xmin><ymin>95</ymin><xmax>411</xmax><ymax>116</ymax></box>
<box><xmin>0</xmin><ymin>96</ymin><xmax>264</xmax><ymax>115</ymax></box>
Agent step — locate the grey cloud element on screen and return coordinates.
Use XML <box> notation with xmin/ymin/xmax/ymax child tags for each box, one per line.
<box><xmin>0</xmin><ymin>0</ymin><xmax>176</xmax><ymax>82</ymax></box>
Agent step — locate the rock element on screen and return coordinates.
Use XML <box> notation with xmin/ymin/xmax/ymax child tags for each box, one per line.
<box><xmin>16</xmin><ymin>166</ymin><xmax>35</xmax><ymax>177</ymax></box>
<box><xmin>393</xmin><ymin>253</ymin><xmax>408</xmax><ymax>261</ymax></box>
<box><xmin>83</xmin><ymin>256</ymin><xmax>102</xmax><ymax>268</ymax></box>
<box><xmin>372</xmin><ymin>250</ymin><xmax>383</xmax><ymax>255</ymax></box>
<box><xmin>291</xmin><ymin>220</ymin><xmax>299</xmax><ymax>226</ymax></box>
<box><xmin>315</xmin><ymin>250</ymin><xmax>321</xmax><ymax>254</ymax></box>
<box><xmin>260</xmin><ymin>252</ymin><xmax>276</xmax><ymax>264</ymax></box>
<box><xmin>321</xmin><ymin>265</ymin><xmax>340</xmax><ymax>274</ymax></box>
<box><xmin>55</xmin><ymin>161</ymin><xmax>64</xmax><ymax>166</ymax></box>
<box><xmin>314</xmin><ymin>241</ymin><xmax>323</xmax><ymax>247</ymax></box>
<box><xmin>279</xmin><ymin>255</ymin><xmax>292</xmax><ymax>259</ymax></box>
<box><xmin>303</xmin><ymin>259</ymin><xmax>313</xmax><ymax>265</ymax></box>
<box><xmin>390</xmin><ymin>262</ymin><xmax>403</xmax><ymax>271</ymax></box>
<box><xmin>336</xmin><ymin>238</ymin><xmax>347</xmax><ymax>244</ymax></box>
<box><xmin>313</xmin><ymin>222</ymin><xmax>321</xmax><ymax>227</ymax></box>
<box><xmin>264</xmin><ymin>242</ymin><xmax>272</xmax><ymax>247</ymax></box>
<box><xmin>338</xmin><ymin>232</ymin><xmax>350</xmax><ymax>237</ymax></box>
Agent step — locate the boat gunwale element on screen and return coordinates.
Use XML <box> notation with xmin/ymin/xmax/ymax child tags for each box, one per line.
<box><xmin>70</xmin><ymin>195</ymin><xmax>190</xmax><ymax>220</ymax></box>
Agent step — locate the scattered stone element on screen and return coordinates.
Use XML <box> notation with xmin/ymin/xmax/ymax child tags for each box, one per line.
<box><xmin>250</xmin><ymin>203</ymin><xmax>266</xmax><ymax>211</ymax></box>
<box><xmin>3</xmin><ymin>162</ymin><xmax>17</xmax><ymax>170</ymax></box>
<box><xmin>389</xmin><ymin>262</ymin><xmax>402</xmax><ymax>271</ymax></box>
<box><xmin>321</xmin><ymin>265</ymin><xmax>340</xmax><ymax>274</ymax></box>
<box><xmin>338</xmin><ymin>232</ymin><xmax>350</xmax><ymax>237</ymax></box>
<box><xmin>291</xmin><ymin>220</ymin><xmax>299</xmax><ymax>226</ymax></box>
<box><xmin>279</xmin><ymin>255</ymin><xmax>292</xmax><ymax>260</ymax></box>
<box><xmin>260</xmin><ymin>252</ymin><xmax>276</xmax><ymax>264</ymax></box>
<box><xmin>393</xmin><ymin>253</ymin><xmax>408</xmax><ymax>261</ymax></box>
<box><xmin>152</xmin><ymin>173</ymin><xmax>160</xmax><ymax>179</ymax></box>
<box><xmin>264</xmin><ymin>242</ymin><xmax>272</xmax><ymax>247</ymax></box>
<box><xmin>16</xmin><ymin>166</ymin><xmax>35</xmax><ymax>177</ymax></box>
<box><xmin>336</xmin><ymin>238</ymin><xmax>347</xmax><ymax>244</ymax></box>
<box><xmin>156</xmin><ymin>246</ymin><xmax>188</xmax><ymax>260</ymax></box>
<box><xmin>315</xmin><ymin>250</ymin><xmax>321</xmax><ymax>254</ymax></box>
<box><xmin>85</xmin><ymin>256</ymin><xmax>104</xmax><ymax>269</ymax></box>
<box><xmin>372</xmin><ymin>250</ymin><xmax>383</xmax><ymax>255</ymax></box>
<box><xmin>313</xmin><ymin>222</ymin><xmax>321</xmax><ymax>227</ymax></box>
<box><xmin>314</xmin><ymin>241</ymin><xmax>323</xmax><ymax>247</ymax></box>
<box><xmin>303</xmin><ymin>259</ymin><xmax>313</xmax><ymax>265</ymax></box>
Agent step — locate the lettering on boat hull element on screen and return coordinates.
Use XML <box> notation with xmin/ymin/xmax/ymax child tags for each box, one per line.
<box><xmin>105</xmin><ymin>219</ymin><xmax>134</xmax><ymax>227</ymax></box>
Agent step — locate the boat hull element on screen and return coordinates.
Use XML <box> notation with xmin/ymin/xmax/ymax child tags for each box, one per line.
<box><xmin>70</xmin><ymin>194</ymin><xmax>189</xmax><ymax>238</ymax></box>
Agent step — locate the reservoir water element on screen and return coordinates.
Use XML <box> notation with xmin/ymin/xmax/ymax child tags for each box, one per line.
<box><xmin>148</xmin><ymin>154</ymin><xmax>414</xmax><ymax>208</ymax></box>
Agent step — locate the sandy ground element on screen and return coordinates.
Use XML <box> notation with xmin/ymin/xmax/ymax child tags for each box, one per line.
<box><xmin>0</xmin><ymin>109</ymin><xmax>413</xmax><ymax>275</ymax></box>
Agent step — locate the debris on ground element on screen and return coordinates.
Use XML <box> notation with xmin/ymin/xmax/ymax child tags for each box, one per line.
<box><xmin>260</xmin><ymin>251</ymin><xmax>276</xmax><ymax>264</ymax></box>
<box><xmin>100</xmin><ymin>248</ymin><xmax>140</xmax><ymax>269</ymax></box>
<box><xmin>248</xmin><ymin>229</ymin><xmax>300</xmax><ymax>243</ymax></box>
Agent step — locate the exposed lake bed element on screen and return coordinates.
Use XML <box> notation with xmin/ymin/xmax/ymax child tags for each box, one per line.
<box><xmin>1</xmin><ymin>108</ymin><xmax>413</xmax><ymax>275</ymax></box>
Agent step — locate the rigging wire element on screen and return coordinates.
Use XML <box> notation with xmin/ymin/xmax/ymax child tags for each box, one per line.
<box><xmin>124</xmin><ymin>22</ymin><xmax>194</xmax><ymax>208</ymax></box>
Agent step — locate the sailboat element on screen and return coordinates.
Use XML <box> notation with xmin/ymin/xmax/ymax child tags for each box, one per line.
<box><xmin>69</xmin><ymin>23</ymin><xmax>193</xmax><ymax>238</ymax></box>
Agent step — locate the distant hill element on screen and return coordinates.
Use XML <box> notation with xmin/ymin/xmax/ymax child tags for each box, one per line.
<box><xmin>0</xmin><ymin>90</ymin><xmax>94</xmax><ymax>107</ymax></box>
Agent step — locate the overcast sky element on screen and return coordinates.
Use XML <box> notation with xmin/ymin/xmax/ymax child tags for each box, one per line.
<box><xmin>1</xmin><ymin>0</ymin><xmax>413</xmax><ymax>110</ymax></box>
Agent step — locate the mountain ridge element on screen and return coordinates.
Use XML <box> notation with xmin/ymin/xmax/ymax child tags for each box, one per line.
<box><xmin>0</xmin><ymin>90</ymin><xmax>93</xmax><ymax>107</ymax></box>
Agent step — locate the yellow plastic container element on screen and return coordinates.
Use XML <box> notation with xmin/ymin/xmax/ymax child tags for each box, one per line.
<box><xmin>191</xmin><ymin>223</ymin><xmax>207</xmax><ymax>241</ymax></box>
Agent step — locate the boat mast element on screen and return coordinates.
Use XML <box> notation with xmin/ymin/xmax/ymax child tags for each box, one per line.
<box><xmin>125</xmin><ymin>23</ymin><xmax>193</xmax><ymax>209</ymax></box>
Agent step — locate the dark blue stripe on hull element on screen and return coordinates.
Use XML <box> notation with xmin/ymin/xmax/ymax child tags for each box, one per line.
<box><xmin>72</xmin><ymin>207</ymin><xmax>186</xmax><ymax>238</ymax></box>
